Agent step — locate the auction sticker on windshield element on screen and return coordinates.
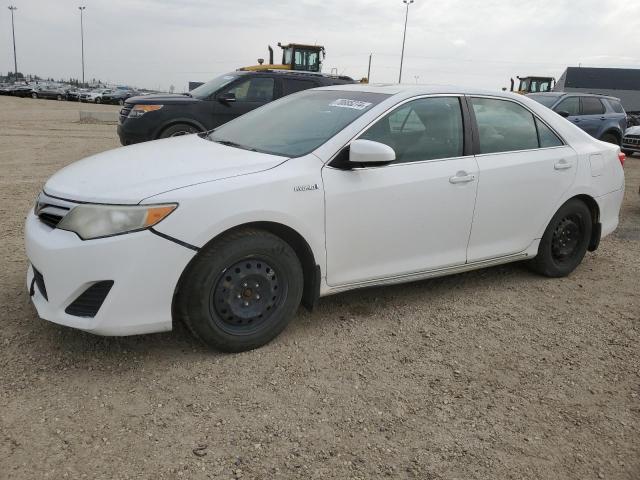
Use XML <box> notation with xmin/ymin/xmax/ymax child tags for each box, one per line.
<box><xmin>329</xmin><ymin>99</ymin><xmax>373</xmax><ymax>110</ymax></box>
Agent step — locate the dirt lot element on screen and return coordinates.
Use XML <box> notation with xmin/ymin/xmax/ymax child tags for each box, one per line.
<box><xmin>0</xmin><ymin>95</ymin><xmax>638</xmax><ymax>480</ymax></box>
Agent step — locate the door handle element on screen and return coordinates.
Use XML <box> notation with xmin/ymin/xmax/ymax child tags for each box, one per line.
<box><xmin>449</xmin><ymin>172</ymin><xmax>476</xmax><ymax>184</ymax></box>
<box><xmin>554</xmin><ymin>160</ymin><xmax>573</xmax><ymax>170</ymax></box>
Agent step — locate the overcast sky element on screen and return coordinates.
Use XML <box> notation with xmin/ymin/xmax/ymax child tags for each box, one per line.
<box><xmin>2</xmin><ymin>0</ymin><xmax>639</xmax><ymax>91</ymax></box>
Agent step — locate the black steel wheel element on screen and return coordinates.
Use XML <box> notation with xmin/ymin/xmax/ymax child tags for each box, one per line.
<box><xmin>212</xmin><ymin>258</ymin><xmax>285</xmax><ymax>334</ymax></box>
<box><xmin>174</xmin><ymin>228</ymin><xmax>304</xmax><ymax>352</ymax></box>
<box><xmin>529</xmin><ymin>198</ymin><xmax>592</xmax><ymax>277</ymax></box>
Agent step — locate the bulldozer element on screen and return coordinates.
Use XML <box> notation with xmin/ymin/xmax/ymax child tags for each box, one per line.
<box><xmin>240</xmin><ymin>43</ymin><xmax>326</xmax><ymax>73</ymax></box>
<box><xmin>509</xmin><ymin>75</ymin><xmax>555</xmax><ymax>94</ymax></box>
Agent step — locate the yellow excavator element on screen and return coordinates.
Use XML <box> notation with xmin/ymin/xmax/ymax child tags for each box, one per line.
<box><xmin>240</xmin><ymin>43</ymin><xmax>326</xmax><ymax>73</ymax></box>
<box><xmin>509</xmin><ymin>76</ymin><xmax>555</xmax><ymax>94</ymax></box>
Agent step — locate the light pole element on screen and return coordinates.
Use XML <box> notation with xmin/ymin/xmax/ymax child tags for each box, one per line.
<box><xmin>8</xmin><ymin>6</ymin><xmax>18</xmax><ymax>83</ymax></box>
<box><xmin>398</xmin><ymin>0</ymin><xmax>414</xmax><ymax>84</ymax></box>
<box><xmin>79</xmin><ymin>6</ymin><xmax>86</xmax><ymax>85</ymax></box>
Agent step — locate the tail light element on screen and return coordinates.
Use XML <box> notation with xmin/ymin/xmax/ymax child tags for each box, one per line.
<box><xmin>618</xmin><ymin>151</ymin><xmax>626</xmax><ymax>167</ymax></box>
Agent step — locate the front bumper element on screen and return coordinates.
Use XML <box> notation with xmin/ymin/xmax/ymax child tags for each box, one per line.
<box><xmin>25</xmin><ymin>211</ymin><xmax>196</xmax><ymax>336</ymax></box>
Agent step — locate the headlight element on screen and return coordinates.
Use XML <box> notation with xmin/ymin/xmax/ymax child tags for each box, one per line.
<box><xmin>128</xmin><ymin>104</ymin><xmax>163</xmax><ymax>118</ymax></box>
<box><xmin>57</xmin><ymin>204</ymin><xmax>177</xmax><ymax>240</ymax></box>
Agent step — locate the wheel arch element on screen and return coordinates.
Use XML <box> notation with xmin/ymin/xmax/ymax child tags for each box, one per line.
<box><xmin>174</xmin><ymin>221</ymin><xmax>320</xmax><ymax>313</ymax></box>
<box><xmin>569</xmin><ymin>193</ymin><xmax>601</xmax><ymax>251</ymax></box>
<box><xmin>155</xmin><ymin>119</ymin><xmax>206</xmax><ymax>139</ymax></box>
<box><xmin>600</xmin><ymin>128</ymin><xmax>622</xmax><ymax>144</ymax></box>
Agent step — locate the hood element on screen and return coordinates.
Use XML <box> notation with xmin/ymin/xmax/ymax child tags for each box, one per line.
<box><xmin>127</xmin><ymin>93</ymin><xmax>199</xmax><ymax>105</ymax></box>
<box><xmin>624</xmin><ymin>125</ymin><xmax>640</xmax><ymax>135</ymax></box>
<box><xmin>44</xmin><ymin>135</ymin><xmax>287</xmax><ymax>204</ymax></box>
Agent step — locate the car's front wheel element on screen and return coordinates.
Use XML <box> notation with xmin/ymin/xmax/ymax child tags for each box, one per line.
<box><xmin>118</xmin><ymin>99</ymin><xmax>125</xmax><ymax>106</ymax></box>
<box><xmin>159</xmin><ymin>123</ymin><xmax>200</xmax><ymax>138</ymax></box>
<box><xmin>95</xmin><ymin>97</ymin><xmax>101</xmax><ymax>104</ymax></box>
<box><xmin>31</xmin><ymin>92</ymin><xmax>38</xmax><ymax>99</ymax></box>
<box><xmin>174</xmin><ymin>228</ymin><xmax>304</xmax><ymax>352</ymax></box>
<box><xmin>528</xmin><ymin>198</ymin><xmax>592</xmax><ymax>277</ymax></box>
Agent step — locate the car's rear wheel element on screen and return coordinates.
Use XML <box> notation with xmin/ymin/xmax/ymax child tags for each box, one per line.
<box><xmin>118</xmin><ymin>99</ymin><xmax>125</xmax><ymax>106</ymax></box>
<box><xmin>159</xmin><ymin>123</ymin><xmax>200</xmax><ymax>138</ymax></box>
<box><xmin>31</xmin><ymin>92</ymin><xmax>37</xmax><ymax>99</ymax></box>
<box><xmin>95</xmin><ymin>97</ymin><xmax>101</xmax><ymax>104</ymax></box>
<box><xmin>528</xmin><ymin>199</ymin><xmax>592</xmax><ymax>278</ymax></box>
<box><xmin>174</xmin><ymin>228</ymin><xmax>304</xmax><ymax>352</ymax></box>
<box><xmin>601</xmin><ymin>133</ymin><xmax>620</xmax><ymax>145</ymax></box>
<box><xmin>56</xmin><ymin>94</ymin><xmax>62</xmax><ymax>101</ymax></box>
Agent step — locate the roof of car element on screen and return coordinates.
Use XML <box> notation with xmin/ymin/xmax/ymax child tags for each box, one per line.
<box><xmin>235</xmin><ymin>69</ymin><xmax>354</xmax><ymax>82</ymax></box>
<box><xmin>318</xmin><ymin>83</ymin><xmax>517</xmax><ymax>98</ymax></box>
<box><xmin>529</xmin><ymin>91</ymin><xmax>621</xmax><ymax>101</ymax></box>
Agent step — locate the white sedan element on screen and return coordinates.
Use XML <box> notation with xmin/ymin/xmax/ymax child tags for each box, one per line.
<box><xmin>25</xmin><ymin>85</ymin><xmax>625</xmax><ymax>351</ymax></box>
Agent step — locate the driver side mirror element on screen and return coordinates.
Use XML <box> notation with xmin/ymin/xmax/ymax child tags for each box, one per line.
<box><xmin>349</xmin><ymin>139</ymin><xmax>396</xmax><ymax>165</ymax></box>
<box><xmin>218</xmin><ymin>92</ymin><xmax>236</xmax><ymax>104</ymax></box>
<box><xmin>556</xmin><ymin>110</ymin><xmax>570</xmax><ymax>118</ymax></box>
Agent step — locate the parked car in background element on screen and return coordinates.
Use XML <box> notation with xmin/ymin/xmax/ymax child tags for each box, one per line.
<box><xmin>622</xmin><ymin>126</ymin><xmax>640</xmax><ymax>156</ymax></box>
<box><xmin>102</xmin><ymin>89</ymin><xmax>138</xmax><ymax>105</ymax></box>
<box><xmin>528</xmin><ymin>92</ymin><xmax>627</xmax><ymax>145</ymax></box>
<box><xmin>27</xmin><ymin>85</ymin><xmax>625</xmax><ymax>351</ymax></box>
<box><xmin>66</xmin><ymin>88</ymin><xmax>88</xmax><ymax>101</ymax></box>
<box><xmin>31</xmin><ymin>85</ymin><xmax>67</xmax><ymax>100</ymax></box>
<box><xmin>80</xmin><ymin>88</ymin><xmax>112</xmax><ymax>103</ymax></box>
<box><xmin>11</xmin><ymin>85</ymin><xmax>35</xmax><ymax>97</ymax></box>
<box><xmin>117</xmin><ymin>70</ymin><xmax>356</xmax><ymax>145</ymax></box>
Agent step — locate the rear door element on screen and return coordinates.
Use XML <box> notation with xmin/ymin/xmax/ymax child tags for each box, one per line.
<box><xmin>211</xmin><ymin>76</ymin><xmax>276</xmax><ymax>127</ymax></box>
<box><xmin>579</xmin><ymin>96</ymin><xmax>607</xmax><ymax>138</ymax></box>
<box><xmin>467</xmin><ymin>96</ymin><xmax>578</xmax><ymax>262</ymax></box>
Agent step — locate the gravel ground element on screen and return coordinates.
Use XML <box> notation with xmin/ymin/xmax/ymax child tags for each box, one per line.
<box><xmin>0</xmin><ymin>96</ymin><xmax>638</xmax><ymax>480</ymax></box>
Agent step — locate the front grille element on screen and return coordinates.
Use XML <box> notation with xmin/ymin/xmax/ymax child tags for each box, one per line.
<box><xmin>35</xmin><ymin>193</ymin><xmax>75</xmax><ymax>229</ymax></box>
<box><xmin>623</xmin><ymin>135</ymin><xmax>640</xmax><ymax>145</ymax></box>
<box><xmin>65</xmin><ymin>281</ymin><xmax>114</xmax><ymax>317</ymax></box>
<box><xmin>119</xmin><ymin>103</ymin><xmax>133</xmax><ymax>123</ymax></box>
<box><xmin>33</xmin><ymin>267</ymin><xmax>48</xmax><ymax>300</ymax></box>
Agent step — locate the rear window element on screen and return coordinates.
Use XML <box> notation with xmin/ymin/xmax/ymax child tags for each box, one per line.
<box><xmin>607</xmin><ymin>99</ymin><xmax>625</xmax><ymax>114</ymax></box>
<box><xmin>581</xmin><ymin>97</ymin><xmax>605</xmax><ymax>115</ymax></box>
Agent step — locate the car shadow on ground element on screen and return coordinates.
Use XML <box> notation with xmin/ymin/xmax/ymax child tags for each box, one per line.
<box><xmin>23</xmin><ymin>260</ymin><xmax>534</xmax><ymax>361</ymax></box>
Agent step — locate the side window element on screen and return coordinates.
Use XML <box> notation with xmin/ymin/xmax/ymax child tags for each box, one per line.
<box><xmin>554</xmin><ymin>97</ymin><xmax>580</xmax><ymax>116</ymax></box>
<box><xmin>471</xmin><ymin>97</ymin><xmax>539</xmax><ymax>154</ymax></box>
<box><xmin>282</xmin><ymin>79</ymin><xmax>317</xmax><ymax>96</ymax></box>
<box><xmin>536</xmin><ymin>118</ymin><xmax>563</xmax><ymax>148</ymax></box>
<box><xmin>359</xmin><ymin>97</ymin><xmax>464</xmax><ymax>163</ymax></box>
<box><xmin>225</xmin><ymin>77</ymin><xmax>274</xmax><ymax>102</ymax></box>
<box><xmin>608</xmin><ymin>99</ymin><xmax>625</xmax><ymax>114</ymax></box>
<box><xmin>581</xmin><ymin>97</ymin><xmax>605</xmax><ymax>115</ymax></box>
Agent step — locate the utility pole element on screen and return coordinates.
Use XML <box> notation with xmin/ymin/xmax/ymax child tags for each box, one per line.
<box><xmin>367</xmin><ymin>53</ymin><xmax>372</xmax><ymax>82</ymax></box>
<box><xmin>398</xmin><ymin>0</ymin><xmax>414</xmax><ymax>84</ymax></box>
<box><xmin>79</xmin><ymin>6</ymin><xmax>86</xmax><ymax>85</ymax></box>
<box><xmin>8</xmin><ymin>6</ymin><xmax>18</xmax><ymax>83</ymax></box>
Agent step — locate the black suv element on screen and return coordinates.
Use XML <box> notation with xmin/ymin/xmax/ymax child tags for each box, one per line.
<box><xmin>117</xmin><ymin>70</ymin><xmax>356</xmax><ymax>145</ymax></box>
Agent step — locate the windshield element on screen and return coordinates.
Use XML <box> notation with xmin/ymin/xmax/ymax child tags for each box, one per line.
<box><xmin>528</xmin><ymin>94</ymin><xmax>560</xmax><ymax>108</ymax></box>
<box><xmin>207</xmin><ymin>90</ymin><xmax>390</xmax><ymax>157</ymax></box>
<box><xmin>190</xmin><ymin>74</ymin><xmax>238</xmax><ymax>99</ymax></box>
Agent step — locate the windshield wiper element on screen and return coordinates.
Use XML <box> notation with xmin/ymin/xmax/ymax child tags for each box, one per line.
<box><xmin>213</xmin><ymin>139</ymin><xmax>258</xmax><ymax>152</ymax></box>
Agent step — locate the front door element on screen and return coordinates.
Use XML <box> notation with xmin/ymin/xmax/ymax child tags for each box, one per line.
<box><xmin>323</xmin><ymin>96</ymin><xmax>478</xmax><ymax>286</ymax></box>
<box><xmin>211</xmin><ymin>76</ymin><xmax>275</xmax><ymax>128</ymax></box>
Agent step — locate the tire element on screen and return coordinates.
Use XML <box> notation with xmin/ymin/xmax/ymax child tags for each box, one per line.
<box><xmin>528</xmin><ymin>199</ymin><xmax>592</xmax><ymax>278</ymax></box>
<box><xmin>622</xmin><ymin>149</ymin><xmax>634</xmax><ymax>157</ymax></box>
<box><xmin>159</xmin><ymin>123</ymin><xmax>199</xmax><ymax>138</ymax></box>
<box><xmin>601</xmin><ymin>133</ymin><xmax>620</xmax><ymax>146</ymax></box>
<box><xmin>118</xmin><ymin>99</ymin><xmax>125</xmax><ymax>106</ymax></box>
<box><xmin>95</xmin><ymin>97</ymin><xmax>101</xmax><ymax>104</ymax></box>
<box><xmin>56</xmin><ymin>94</ymin><xmax>62</xmax><ymax>101</ymax></box>
<box><xmin>174</xmin><ymin>228</ymin><xmax>304</xmax><ymax>352</ymax></box>
<box><xmin>31</xmin><ymin>92</ymin><xmax>37</xmax><ymax>99</ymax></box>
